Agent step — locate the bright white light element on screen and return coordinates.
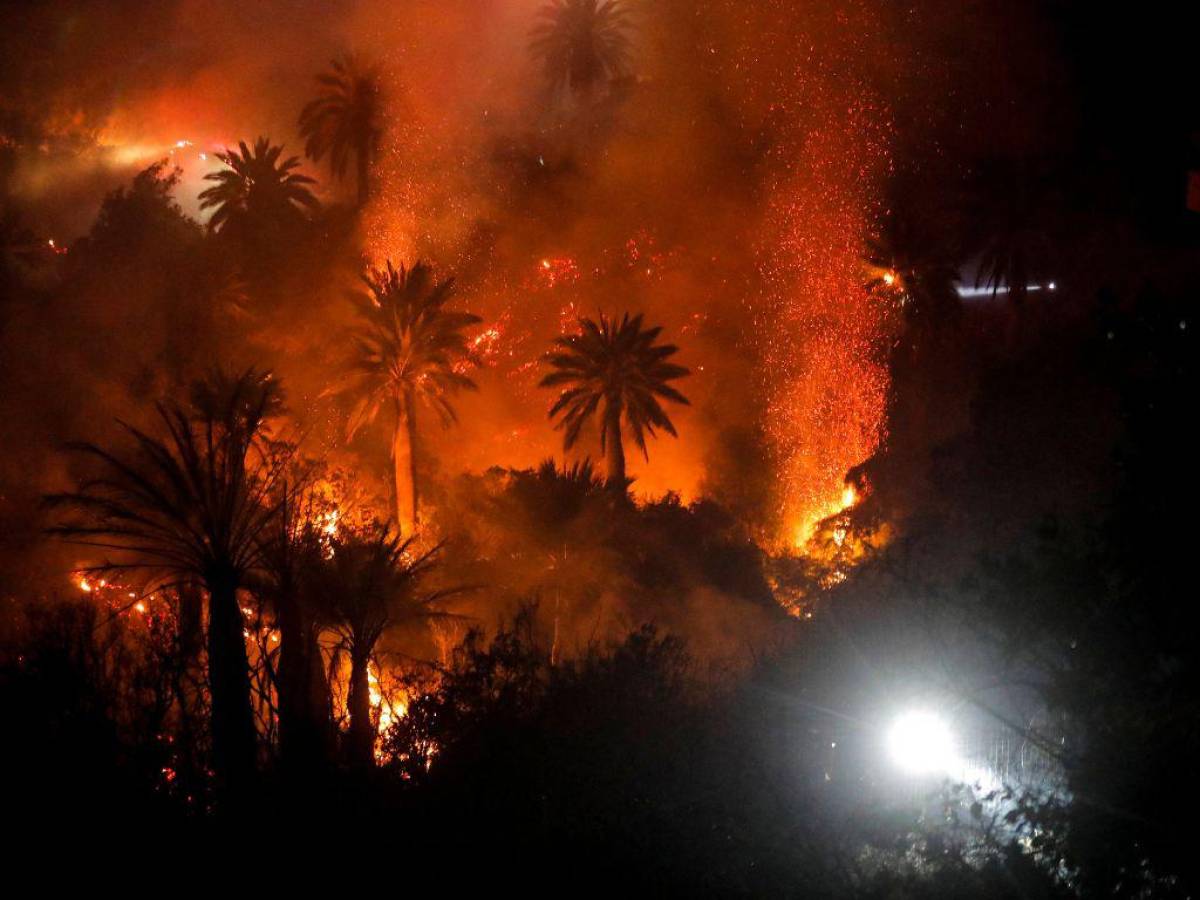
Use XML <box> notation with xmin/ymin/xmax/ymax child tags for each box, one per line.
<box><xmin>887</xmin><ymin>710</ymin><xmax>957</xmax><ymax>776</ymax></box>
<box><xmin>956</xmin><ymin>282</ymin><xmax>1055</xmax><ymax>298</ymax></box>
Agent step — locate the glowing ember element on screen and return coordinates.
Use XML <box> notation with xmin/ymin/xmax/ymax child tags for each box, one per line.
<box><xmin>537</xmin><ymin>256</ymin><xmax>581</xmax><ymax>289</ymax></box>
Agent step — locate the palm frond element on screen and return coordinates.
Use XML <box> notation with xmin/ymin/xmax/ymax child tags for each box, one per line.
<box><xmin>46</xmin><ymin>369</ymin><xmax>290</xmax><ymax>592</ymax></box>
<box><xmin>200</xmin><ymin>136</ymin><xmax>319</xmax><ymax>232</ymax></box>
<box><xmin>329</xmin><ymin>259</ymin><xmax>481</xmax><ymax>439</ymax></box>
<box><xmin>540</xmin><ymin>311</ymin><xmax>689</xmax><ymax>465</ymax></box>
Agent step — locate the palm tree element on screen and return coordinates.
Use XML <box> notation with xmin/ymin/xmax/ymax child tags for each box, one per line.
<box><xmin>329</xmin><ymin>261</ymin><xmax>481</xmax><ymax>534</ymax></box>
<box><xmin>865</xmin><ymin>212</ymin><xmax>961</xmax><ymax>332</ymax></box>
<box><xmin>255</xmin><ymin>487</ymin><xmax>334</xmax><ymax>771</ymax></box>
<box><xmin>199</xmin><ymin>137</ymin><xmax>319</xmax><ymax>234</ymax></box>
<box><xmin>319</xmin><ymin>523</ymin><xmax>447</xmax><ymax>767</ymax></box>
<box><xmin>45</xmin><ymin>369</ymin><xmax>288</xmax><ymax>789</ymax></box>
<box><xmin>508</xmin><ymin>458</ymin><xmax>608</xmax><ymax>662</ymax></box>
<box><xmin>530</xmin><ymin>0</ymin><xmax>632</xmax><ymax>101</ymax></box>
<box><xmin>187</xmin><ymin>365</ymin><xmax>286</xmax><ymax>430</ymax></box>
<box><xmin>540</xmin><ymin>312</ymin><xmax>689</xmax><ymax>490</ymax></box>
<box><xmin>298</xmin><ymin>54</ymin><xmax>382</xmax><ymax>208</ymax></box>
<box><xmin>966</xmin><ymin>158</ymin><xmax>1059</xmax><ymax>305</ymax></box>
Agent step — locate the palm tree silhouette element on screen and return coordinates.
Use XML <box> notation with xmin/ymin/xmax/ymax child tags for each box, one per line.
<box><xmin>298</xmin><ymin>54</ymin><xmax>382</xmax><ymax>208</ymax></box>
<box><xmin>329</xmin><ymin>261</ymin><xmax>480</xmax><ymax>534</ymax></box>
<box><xmin>45</xmin><ymin>368</ymin><xmax>289</xmax><ymax>790</ymax></box>
<box><xmin>199</xmin><ymin>137</ymin><xmax>319</xmax><ymax>234</ymax></box>
<box><xmin>540</xmin><ymin>312</ymin><xmax>689</xmax><ymax>490</ymax></box>
<box><xmin>530</xmin><ymin>0</ymin><xmax>632</xmax><ymax>101</ymax></box>
<box><xmin>255</xmin><ymin>487</ymin><xmax>334</xmax><ymax>770</ymax></box>
<box><xmin>318</xmin><ymin>523</ymin><xmax>446</xmax><ymax>767</ymax></box>
<box><xmin>865</xmin><ymin>213</ymin><xmax>961</xmax><ymax>331</ymax></box>
<box><xmin>508</xmin><ymin>458</ymin><xmax>608</xmax><ymax>662</ymax></box>
<box><xmin>966</xmin><ymin>158</ymin><xmax>1059</xmax><ymax>304</ymax></box>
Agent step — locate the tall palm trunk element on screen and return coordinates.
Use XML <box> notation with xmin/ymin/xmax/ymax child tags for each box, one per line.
<box><xmin>574</xmin><ymin>70</ymin><xmax>597</xmax><ymax>107</ymax></box>
<box><xmin>604</xmin><ymin>401</ymin><xmax>626</xmax><ymax>491</ymax></box>
<box><xmin>205</xmin><ymin>574</ymin><xmax>257</xmax><ymax>789</ymax></box>
<box><xmin>392</xmin><ymin>389</ymin><xmax>419</xmax><ymax>534</ymax></box>
<box><xmin>346</xmin><ymin>647</ymin><xmax>375</xmax><ymax>768</ymax></box>
<box><xmin>307</xmin><ymin>626</ymin><xmax>333</xmax><ymax>750</ymax></box>
<box><xmin>356</xmin><ymin>143</ymin><xmax>370</xmax><ymax>208</ymax></box>
<box><xmin>277</xmin><ymin>596</ymin><xmax>330</xmax><ymax>770</ymax></box>
<box><xmin>176</xmin><ymin>584</ymin><xmax>204</xmax><ymax>716</ymax></box>
<box><xmin>178</xmin><ymin>584</ymin><xmax>204</xmax><ymax>670</ymax></box>
<box><xmin>276</xmin><ymin>595</ymin><xmax>304</xmax><ymax>758</ymax></box>
<box><xmin>173</xmin><ymin>584</ymin><xmax>205</xmax><ymax>778</ymax></box>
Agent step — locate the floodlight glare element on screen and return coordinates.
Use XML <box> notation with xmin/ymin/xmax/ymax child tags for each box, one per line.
<box><xmin>887</xmin><ymin>710</ymin><xmax>956</xmax><ymax>776</ymax></box>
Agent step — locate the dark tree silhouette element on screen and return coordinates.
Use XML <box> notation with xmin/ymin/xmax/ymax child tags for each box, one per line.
<box><xmin>187</xmin><ymin>365</ymin><xmax>285</xmax><ymax>427</ymax></box>
<box><xmin>329</xmin><ymin>261</ymin><xmax>480</xmax><ymax>534</ymax></box>
<box><xmin>507</xmin><ymin>458</ymin><xmax>607</xmax><ymax>661</ymax></box>
<box><xmin>255</xmin><ymin>488</ymin><xmax>333</xmax><ymax>771</ymax></box>
<box><xmin>1</xmin><ymin>209</ymin><xmax>46</xmax><ymax>301</ymax></box>
<box><xmin>298</xmin><ymin>53</ymin><xmax>382</xmax><ymax>208</ymax></box>
<box><xmin>318</xmin><ymin>523</ymin><xmax>447</xmax><ymax>767</ymax></box>
<box><xmin>199</xmin><ymin>137</ymin><xmax>319</xmax><ymax>234</ymax></box>
<box><xmin>866</xmin><ymin>212</ymin><xmax>962</xmax><ymax>332</ymax></box>
<box><xmin>966</xmin><ymin>158</ymin><xmax>1059</xmax><ymax>304</ymax></box>
<box><xmin>45</xmin><ymin>368</ymin><xmax>288</xmax><ymax>789</ymax></box>
<box><xmin>530</xmin><ymin>0</ymin><xmax>632</xmax><ymax>101</ymax></box>
<box><xmin>540</xmin><ymin>313</ymin><xmax>689</xmax><ymax>490</ymax></box>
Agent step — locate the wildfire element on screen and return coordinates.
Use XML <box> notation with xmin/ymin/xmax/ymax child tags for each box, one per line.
<box><xmin>841</xmin><ymin>484</ymin><xmax>857</xmax><ymax>509</ymax></box>
<box><xmin>305</xmin><ymin>474</ymin><xmax>379</xmax><ymax>556</ymax></box>
<box><xmin>74</xmin><ymin>574</ymin><xmax>158</xmax><ymax>618</ymax></box>
<box><xmin>350</xmin><ymin>3</ymin><xmax>898</xmax><ymax>573</ymax></box>
<box><xmin>320</xmin><ymin>508</ymin><xmax>340</xmax><ymax>539</ymax></box>
<box><xmin>93</xmin><ymin>131</ymin><xmax>217</xmax><ymax>172</ymax></box>
<box><xmin>537</xmin><ymin>256</ymin><xmax>581</xmax><ymax>289</ymax></box>
<box><xmin>368</xmin><ymin>663</ymin><xmax>408</xmax><ymax>738</ymax></box>
<box><xmin>791</xmin><ymin>482</ymin><xmax>860</xmax><ymax>549</ymax></box>
<box><xmin>456</xmin><ymin>322</ymin><xmax>505</xmax><ymax>374</ymax></box>
<box><xmin>757</xmin><ymin>87</ymin><xmax>896</xmax><ymax>550</ymax></box>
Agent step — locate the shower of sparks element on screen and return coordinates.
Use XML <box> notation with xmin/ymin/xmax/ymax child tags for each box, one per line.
<box><xmin>753</xmin><ymin>84</ymin><xmax>898</xmax><ymax>547</ymax></box>
<box><xmin>362</xmin><ymin>59</ymin><xmax>425</xmax><ymax>266</ymax></box>
<box><xmin>537</xmin><ymin>256</ymin><xmax>581</xmax><ymax>289</ymax></box>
